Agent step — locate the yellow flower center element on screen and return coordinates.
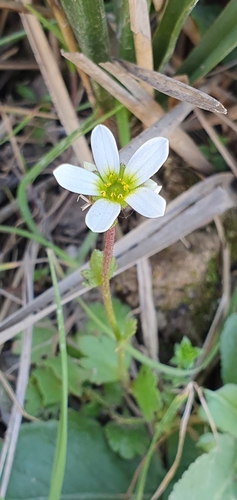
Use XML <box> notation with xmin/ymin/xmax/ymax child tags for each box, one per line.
<box><xmin>96</xmin><ymin>167</ymin><xmax>136</xmax><ymax>206</ymax></box>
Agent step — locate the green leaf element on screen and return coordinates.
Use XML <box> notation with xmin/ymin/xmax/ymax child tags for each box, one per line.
<box><xmin>6</xmin><ymin>414</ymin><xmax>164</xmax><ymax>499</ymax></box>
<box><xmin>123</xmin><ymin>317</ymin><xmax>137</xmax><ymax>340</ymax></box>
<box><xmin>43</xmin><ymin>356</ymin><xmax>88</xmax><ymax>397</ymax></box>
<box><xmin>103</xmin><ymin>382</ymin><xmax>124</xmax><ymax>406</ymax></box>
<box><xmin>105</xmin><ymin>422</ymin><xmax>149</xmax><ymax>459</ymax></box>
<box><xmin>81</xmin><ymin>249</ymin><xmax>116</xmax><ymax>287</ymax></box>
<box><xmin>196</xmin><ymin>432</ymin><xmax>216</xmax><ymax>453</ymax></box>
<box><xmin>170</xmin><ymin>336</ymin><xmax>201</xmax><ymax>370</ymax></box>
<box><xmin>33</xmin><ymin>367</ymin><xmax>62</xmax><ymax>406</ymax></box>
<box><xmin>177</xmin><ymin>0</ymin><xmax>237</xmax><ymax>83</ymax></box>
<box><xmin>220</xmin><ymin>313</ymin><xmax>237</xmax><ymax>384</ymax></box>
<box><xmin>169</xmin><ymin>434</ymin><xmax>237</xmax><ymax>499</ymax></box>
<box><xmin>78</xmin><ymin>335</ymin><xmax>131</xmax><ymax>384</ymax></box>
<box><xmin>191</xmin><ymin>4</ymin><xmax>222</xmax><ymax>36</ymax></box>
<box><xmin>13</xmin><ymin>323</ymin><xmax>55</xmax><ymax>364</ymax></box>
<box><xmin>131</xmin><ymin>366</ymin><xmax>161</xmax><ymax>421</ymax></box>
<box><xmin>199</xmin><ymin>384</ymin><xmax>237</xmax><ymax>438</ymax></box>
<box><xmin>24</xmin><ymin>377</ymin><xmax>44</xmax><ymax>416</ymax></box>
<box><xmin>153</xmin><ymin>0</ymin><xmax>198</xmax><ymax>70</ymax></box>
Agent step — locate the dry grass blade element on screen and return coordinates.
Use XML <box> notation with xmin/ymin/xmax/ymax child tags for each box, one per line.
<box><xmin>0</xmin><ymin>104</ymin><xmax>57</xmax><ymax>120</ymax></box>
<box><xmin>0</xmin><ymin>1</ymin><xmax>51</xmax><ymax>16</ymax></box>
<box><xmin>0</xmin><ymin>173</ymin><xmax>236</xmax><ymax>341</ymax></box>
<box><xmin>137</xmin><ymin>258</ymin><xmax>158</xmax><ymax>360</ymax></box>
<box><xmin>19</xmin><ymin>8</ymin><xmax>92</xmax><ymax>164</ymax></box>
<box><xmin>194</xmin><ymin>108</ymin><xmax>237</xmax><ymax>177</ymax></box>
<box><xmin>62</xmin><ymin>51</ymin><xmax>152</xmax><ymax>123</ymax></box>
<box><xmin>128</xmin><ymin>0</ymin><xmax>153</xmax><ymax>95</ymax></box>
<box><xmin>151</xmin><ymin>383</ymin><xmax>195</xmax><ymax>500</ymax></box>
<box><xmin>118</xmin><ymin>60</ymin><xmax>227</xmax><ymax>114</ymax></box>
<box><xmin>63</xmin><ymin>51</ymin><xmax>212</xmax><ymax>173</ymax></box>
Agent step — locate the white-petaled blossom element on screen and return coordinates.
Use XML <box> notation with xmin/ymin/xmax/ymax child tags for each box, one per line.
<box><xmin>53</xmin><ymin>125</ymin><xmax>169</xmax><ymax>233</ymax></box>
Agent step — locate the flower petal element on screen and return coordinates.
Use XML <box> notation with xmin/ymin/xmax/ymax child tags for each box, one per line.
<box><xmin>53</xmin><ymin>164</ymin><xmax>100</xmax><ymax>196</ymax></box>
<box><xmin>125</xmin><ymin>187</ymin><xmax>166</xmax><ymax>218</ymax></box>
<box><xmin>91</xmin><ymin>125</ymin><xmax>120</xmax><ymax>179</ymax></box>
<box><xmin>86</xmin><ymin>199</ymin><xmax>121</xmax><ymax>233</ymax></box>
<box><xmin>125</xmin><ymin>137</ymin><xmax>169</xmax><ymax>186</ymax></box>
<box><xmin>143</xmin><ymin>179</ymin><xmax>162</xmax><ymax>193</ymax></box>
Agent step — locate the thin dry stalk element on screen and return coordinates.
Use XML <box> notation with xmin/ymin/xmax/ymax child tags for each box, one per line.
<box><xmin>0</xmin><ymin>60</ymin><xmax>39</xmax><ymax>70</ymax></box>
<box><xmin>193</xmin><ymin>382</ymin><xmax>218</xmax><ymax>441</ymax></box>
<box><xmin>137</xmin><ymin>258</ymin><xmax>158</xmax><ymax>360</ymax></box>
<box><xmin>0</xmin><ymin>265</ymin><xmax>24</xmax><ymax>322</ymax></box>
<box><xmin>0</xmin><ymin>371</ymin><xmax>37</xmax><ymax>422</ymax></box>
<box><xmin>0</xmin><ymin>104</ymin><xmax>57</xmax><ymax>119</ymax></box>
<box><xmin>0</xmin><ymin>1</ymin><xmax>51</xmax><ymax>16</ymax></box>
<box><xmin>1</xmin><ymin>113</ymin><xmax>25</xmax><ymax>173</ymax></box>
<box><xmin>151</xmin><ymin>384</ymin><xmax>195</xmax><ymax>500</ymax></box>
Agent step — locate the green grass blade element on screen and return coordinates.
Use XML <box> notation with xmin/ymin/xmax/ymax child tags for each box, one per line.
<box><xmin>113</xmin><ymin>0</ymin><xmax>135</xmax><ymax>62</ymax></box>
<box><xmin>153</xmin><ymin>0</ymin><xmax>198</xmax><ymax>70</ymax></box>
<box><xmin>60</xmin><ymin>0</ymin><xmax>114</xmax><ymax>111</ymax></box>
<box><xmin>0</xmin><ymin>115</ymin><xmax>34</xmax><ymax>147</ymax></box>
<box><xmin>116</xmin><ymin>106</ymin><xmax>130</xmax><ymax>147</ymax></box>
<box><xmin>177</xmin><ymin>0</ymin><xmax>237</xmax><ymax>82</ymax></box>
<box><xmin>0</xmin><ymin>30</ymin><xmax>25</xmax><ymax>47</ymax></box>
<box><xmin>47</xmin><ymin>249</ymin><xmax>68</xmax><ymax>500</ymax></box>
<box><xmin>0</xmin><ymin>225</ymin><xmax>76</xmax><ymax>265</ymax></box>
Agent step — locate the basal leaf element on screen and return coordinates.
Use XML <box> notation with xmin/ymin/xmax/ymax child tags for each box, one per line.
<box><xmin>6</xmin><ymin>414</ymin><xmax>164</xmax><ymax>499</ymax></box>
<box><xmin>199</xmin><ymin>384</ymin><xmax>237</xmax><ymax>438</ymax></box>
<box><xmin>169</xmin><ymin>434</ymin><xmax>237</xmax><ymax>499</ymax></box>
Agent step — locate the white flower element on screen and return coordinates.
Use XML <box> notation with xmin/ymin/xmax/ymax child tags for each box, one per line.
<box><xmin>53</xmin><ymin>125</ymin><xmax>169</xmax><ymax>233</ymax></box>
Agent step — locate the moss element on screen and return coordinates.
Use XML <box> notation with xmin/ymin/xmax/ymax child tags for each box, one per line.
<box><xmin>183</xmin><ymin>256</ymin><xmax>220</xmax><ymax>338</ymax></box>
<box><xmin>223</xmin><ymin>210</ymin><xmax>237</xmax><ymax>263</ymax></box>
